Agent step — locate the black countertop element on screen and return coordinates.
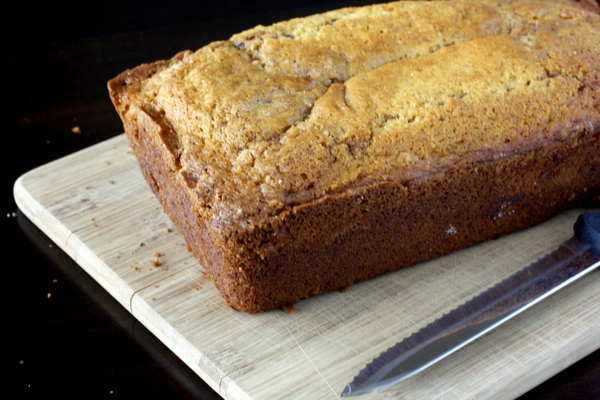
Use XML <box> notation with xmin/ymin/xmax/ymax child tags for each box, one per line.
<box><xmin>6</xmin><ymin>1</ymin><xmax>599</xmax><ymax>398</ymax></box>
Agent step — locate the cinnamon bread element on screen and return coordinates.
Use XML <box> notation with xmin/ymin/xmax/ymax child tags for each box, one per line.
<box><xmin>108</xmin><ymin>0</ymin><xmax>600</xmax><ymax>312</ymax></box>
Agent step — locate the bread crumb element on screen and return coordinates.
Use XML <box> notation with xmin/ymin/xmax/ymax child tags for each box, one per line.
<box><xmin>47</xmin><ymin>293</ymin><xmax>51</xmax><ymax>299</ymax></box>
<box><xmin>282</xmin><ymin>304</ymin><xmax>296</xmax><ymax>313</ymax></box>
<box><xmin>72</xmin><ymin>126</ymin><xmax>82</xmax><ymax>134</ymax></box>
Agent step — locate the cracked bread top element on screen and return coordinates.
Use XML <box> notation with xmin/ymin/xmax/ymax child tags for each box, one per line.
<box><xmin>115</xmin><ymin>0</ymin><xmax>600</xmax><ymax>228</ymax></box>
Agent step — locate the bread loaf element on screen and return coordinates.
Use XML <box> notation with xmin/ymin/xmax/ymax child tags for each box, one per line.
<box><xmin>108</xmin><ymin>0</ymin><xmax>600</xmax><ymax>312</ymax></box>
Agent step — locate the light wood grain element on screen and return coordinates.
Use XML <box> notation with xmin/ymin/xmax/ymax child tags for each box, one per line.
<box><xmin>14</xmin><ymin>134</ymin><xmax>600</xmax><ymax>400</ymax></box>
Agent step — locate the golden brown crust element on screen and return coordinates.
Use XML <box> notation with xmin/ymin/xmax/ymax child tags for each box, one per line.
<box><xmin>109</xmin><ymin>0</ymin><xmax>600</xmax><ymax>312</ymax></box>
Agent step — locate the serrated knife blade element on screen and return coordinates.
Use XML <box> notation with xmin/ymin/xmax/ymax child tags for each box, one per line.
<box><xmin>341</xmin><ymin>211</ymin><xmax>600</xmax><ymax>397</ymax></box>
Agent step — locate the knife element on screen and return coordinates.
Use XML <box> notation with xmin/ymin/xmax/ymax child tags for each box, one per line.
<box><xmin>341</xmin><ymin>211</ymin><xmax>600</xmax><ymax>397</ymax></box>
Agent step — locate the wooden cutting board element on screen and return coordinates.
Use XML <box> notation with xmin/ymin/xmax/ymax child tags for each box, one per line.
<box><xmin>14</xmin><ymin>134</ymin><xmax>599</xmax><ymax>400</ymax></box>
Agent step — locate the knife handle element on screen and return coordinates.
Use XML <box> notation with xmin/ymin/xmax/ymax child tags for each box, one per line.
<box><xmin>574</xmin><ymin>212</ymin><xmax>600</xmax><ymax>258</ymax></box>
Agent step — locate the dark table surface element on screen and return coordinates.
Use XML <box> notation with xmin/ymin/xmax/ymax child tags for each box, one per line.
<box><xmin>6</xmin><ymin>1</ymin><xmax>599</xmax><ymax>399</ymax></box>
